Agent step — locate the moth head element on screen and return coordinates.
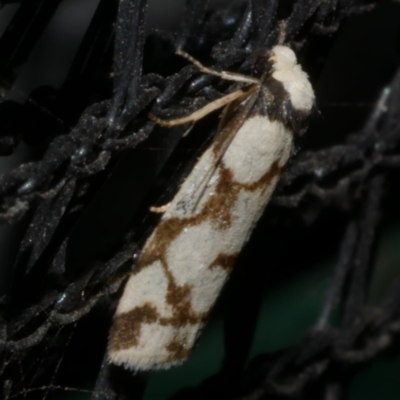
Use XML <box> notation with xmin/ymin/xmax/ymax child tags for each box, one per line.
<box><xmin>251</xmin><ymin>46</ymin><xmax>298</xmax><ymax>78</ymax></box>
<box><xmin>269</xmin><ymin>45</ymin><xmax>315</xmax><ymax>114</ymax></box>
<box><xmin>269</xmin><ymin>45</ymin><xmax>298</xmax><ymax>71</ymax></box>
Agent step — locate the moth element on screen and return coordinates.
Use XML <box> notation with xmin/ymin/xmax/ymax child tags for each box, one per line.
<box><xmin>108</xmin><ymin>45</ymin><xmax>315</xmax><ymax>370</ymax></box>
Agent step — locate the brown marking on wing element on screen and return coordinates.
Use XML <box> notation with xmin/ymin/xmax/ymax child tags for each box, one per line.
<box><xmin>165</xmin><ymin>339</ymin><xmax>192</xmax><ymax>363</ymax></box>
<box><xmin>240</xmin><ymin>159</ymin><xmax>283</xmax><ymax>192</ymax></box>
<box><xmin>110</xmin><ymin>303</ymin><xmax>158</xmax><ymax>351</ymax></box>
<box><xmin>138</xmin><ymin>164</ymin><xmax>239</xmax><ymax>271</ymax></box>
<box><xmin>209</xmin><ymin>253</ymin><xmax>239</xmax><ymax>271</ymax></box>
<box><xmin>160</xmin><ymin>277</ymin><xmax>205</xmax><ymax>326</ymax></box>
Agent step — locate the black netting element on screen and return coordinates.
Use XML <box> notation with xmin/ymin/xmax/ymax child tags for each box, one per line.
<box><xmin>1</xmin><ymin>0</ymin><xmax>400</xmax><ymax>399</ymax></box>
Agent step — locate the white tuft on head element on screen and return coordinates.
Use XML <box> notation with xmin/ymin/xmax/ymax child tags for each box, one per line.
<box><xmin>269</xmin><ymin>45</ymin><xmax>315</xmax><ymax>112</ymax></box>
<box><xmin>270</xmin><ymin>45</ymin><xmax>297</xmax><ymax>70</ymax></box>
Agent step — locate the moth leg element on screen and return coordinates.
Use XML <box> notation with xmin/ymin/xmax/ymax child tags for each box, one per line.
<box><xmin>176</xmin><ymin>49</ymin><xmax>260</xmax><ymax>84</ymax></box>
<box><xmin>150</xmin><ymin>202</ymin><xmax>171</xmax><ymax>213</ymax></box>
<box><xmin>182</xmin><ymin>124</ymin><xmax>194</xmax><ymax>137</ymax></box>
<box><xmin>149</xmin><ymin>87</ymin><xmax>254</xmax><ymax>127</ymax></box>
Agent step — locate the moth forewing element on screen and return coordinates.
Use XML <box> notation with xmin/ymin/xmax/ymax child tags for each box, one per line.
<box><xmin>108</xmin><ymin>45</ymin><xmax>315</xmax><ymax>371</ymax></box>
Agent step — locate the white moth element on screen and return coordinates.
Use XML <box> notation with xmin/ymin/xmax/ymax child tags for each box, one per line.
<box><xmin>108</xmin><ymin>45</ymin><xmax>315</xmax><ymax>370</ymax></box>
